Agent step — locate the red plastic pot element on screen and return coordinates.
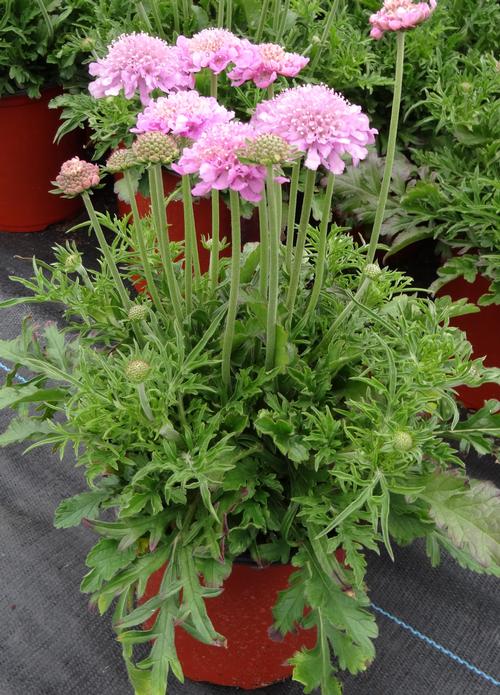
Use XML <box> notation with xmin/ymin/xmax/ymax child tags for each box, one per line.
<box><xmin>0</xmin><ymin>87</ymin><xmax>83</xmax><ymax>232</ymax></box>
<box><xmin>437</xmin><ymin>274</ymin><xmax>500</xmax><ymax>409</ymax></box>
<box><xmin>117</xmin><ymin>171</ymin><xmax>232</xmax><ymax>274</ymax></box>
<box><xmin>142</xmin><ymin>560</ymin><xmax>320</xmax><ymax>689</ymax></box>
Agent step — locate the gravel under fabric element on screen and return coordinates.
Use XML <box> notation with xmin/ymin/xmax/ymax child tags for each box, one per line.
<box><xmin>0</xmin><ymin>216</ymin><xmax>499</xmax><ymax>695</ymax></box>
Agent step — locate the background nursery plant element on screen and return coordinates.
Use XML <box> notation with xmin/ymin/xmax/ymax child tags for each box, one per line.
<box><xmin>1</xmin><ymin>8</ymin><xmax>500</xmax><ymax>695</ymax></box>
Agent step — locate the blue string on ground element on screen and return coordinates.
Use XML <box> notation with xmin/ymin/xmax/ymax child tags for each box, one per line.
<box><xmin>1</xmin><ymin>359</ymin><xmax>499</xmax><ymax>689</ymax></box>
<box><xmin>371</xmin><ymin>602</ymin><xmax>500</xmax><ymax>688</ymax></box>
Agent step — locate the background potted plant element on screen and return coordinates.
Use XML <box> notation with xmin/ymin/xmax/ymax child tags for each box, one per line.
<box><xmin>1</xmin><ymin>5</ymin><xmax>500</xmax><ymax>695</ymax></box>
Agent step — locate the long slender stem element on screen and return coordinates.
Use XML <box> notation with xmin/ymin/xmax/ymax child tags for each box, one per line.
<box><xmin>265</xmin><ymin>167</ymin><xmax>280</xmax><ymax>371</ymax></box>
<box><xmin>276</xmin><ymin>0</ymin><xmax>290</xmax><ymax>42</ymax></box>
<box><xmin>149</xmin><ymin>165</ymin><xmax>184</xmax><ymax>330</ymax></box>
<box><xmin>309</xmin><ymin>0</ymin><xmax>341</xmax><ymax>73</ymax></box>
<box><xmin>255</xmin><ymin>0</ymin><xmax>270</xmax><ymax>42</ymax></box>
<box><xmin>221</xmin><ymin>190</ymin><xmax>241</xmax><ymax>391</ymax></box>
<box><xmin>82</xmin><ymin>192</ymin><xmax>130</xmax><ymax>311</ymax></box>
<box><xmin>367</xmin><ymin>31</ymin><xmax>405</xmax><ymax>265</ymax></box>
<box><xmin>181</xmin><ymin>175</ymin><xmax>201</xmax><ymax>312</ymax></box>
<box><xmin>258</xmin><ymin>189</ymin><xmax>269</xmax><ymax>300</ymax></box>
<box><xmin>171</xmin><ymin>0</ymin><xmax>180</xmax><ymax>34</ymax></box>
<box><xmin>209</xmin><ymin>73</ymin><xmax>220</xmax><ymax>292</ymax></box>
<box><xmin>272</xmin><ymin>0</ymin><xmax>281</xmax><ymax>36</ymax></box>
<box><xmin>217</xmin><ymin>0</ymin><xmax>224</xmax><ymax>27</ymax></box>
<box><xmin>124</xmin><ymin>171</ymin><xmax>165</xmax><ymax>318</ymax></box>
<box><xmin>285</xmin><ymin>168</ymin><xmax>316</xmax><ymax>321</ymax></box>
<box><xmin>285</xmin><ymin>160</ymin><xmax>300</xmax><ymax>272</ymax></box>
<box><xmin>226</xmin><ymin>0</ymin><xmax>232</xmax><ymax>28</ymax></box>
<box><xmin>305</xmin><ymin>172</ymin><xmax>335</xmax><ymax>320</ymax></box>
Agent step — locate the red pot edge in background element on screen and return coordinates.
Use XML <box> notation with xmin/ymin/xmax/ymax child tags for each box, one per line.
<box><xmin>436</xmin><ymin>273</ymin><xmax>500</xmax><ymax>409</ymax></box>
<box><xmin>140</xmin><ymin>549</ymin><xmax>346</xmax><ymax>690</ymax></box>
<box><xmin>0</xmin><ymin>86</ymin><xmax>83</xmax><ymax>233</ymax></box>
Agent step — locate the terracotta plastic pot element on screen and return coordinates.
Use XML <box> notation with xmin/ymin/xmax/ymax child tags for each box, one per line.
<box><xmin>437</xmin><ymin>274</ymin><xmax>500</xmax><ymax>409</ymax></box>
<box><xmin>0</xmin><ymin>87</ymin><xmax>83</xmax><ymax>232</ymax></box>
<box><xmin>117</xmin><ymin>171</ymin><xmax>232</xmax><ymax>274</ymax></box>
<box><xmin>141</xmin><ymin>559</ymin><xmax>323</xmax><ymax>689</ymax></box>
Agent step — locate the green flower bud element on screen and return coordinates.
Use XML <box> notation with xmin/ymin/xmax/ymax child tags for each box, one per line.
<box><xmin>393</xmin><ymin>431</ymin><xmax>413</xmax><ymax>452</ymax></box>
<box><xmin>238</xmin><ymin>134</ymin><xmax>295</xmax><ymax>166</ymax></box>
<box><xmin>364</xmin><ymin>263</ymin><xmax>382</xmax><ymax>280</ymax></box>
<box><xmin>125</xmin><ymin>359</ymin><xmax>151</xmax><ymax>383</ymax></box>
<box><xmin>127</xmin><ymin>304</ymin><xmax>149</xmax><ymax>322</ymax></box>
<box><xmin>64</xmin><ymin>252</ymin><xmax>82</xmax><ymax>272</ymax></box>
<box><xmin>106</xmin><ymin>148</ymin><xmax>138</xmax><ymax>173</ymax></box>
<box><xmin>132</xmin><ymin>132</ymin><xmax>180</xmax><ymax>166</ymax></box>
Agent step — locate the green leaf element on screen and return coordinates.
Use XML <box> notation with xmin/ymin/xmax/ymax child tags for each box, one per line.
<box><xmin>290</xmin><ymin>644</ymin><xmax>342</xmax><ymax>695</ymax></box>
<box><xmin>421</xmin><ymin>473</ymin><xmax>500</xmax><ymax>570</ymax></box>
<box><xmin>272</xmin><ymin>569</ymin><xmax>307</xmax><ymax>635</ymax></box>
<box><xmin>445</xmin><ymin>401</ymin><xmax>500</xmax><ymax>455</ymax></box>
<box><xmin>0</xmin><ymin>416</ymin><xmax>53</xmax><ymax>447</ymax></box>
<box><xmin>85</xmin><ymin>539</ymin><xmax>136</xmax><ymax>580</ymax></box>
<box><xmin>54</xmin><ymin>490</ymin><xmax>110</xmax><ymax>528</ymax></box>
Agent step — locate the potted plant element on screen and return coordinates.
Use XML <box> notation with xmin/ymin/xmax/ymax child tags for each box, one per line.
<box><xmin>1</xmin><ymin>7</ymin><xmax>499</xmax><ymax>695</ymax></box>
<box><xmin>0</xmin><ymin>0</ymin><xmax>99</xmax><ymax>231</ymax></box>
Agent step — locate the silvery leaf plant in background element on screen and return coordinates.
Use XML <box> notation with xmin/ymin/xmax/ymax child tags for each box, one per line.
<box><xmin>1</xmin><ymin>2</ymin><xmax>500</xmax><ymax>694</ymax></box>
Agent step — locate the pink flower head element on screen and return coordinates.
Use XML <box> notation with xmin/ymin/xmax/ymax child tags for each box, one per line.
<box><xmin>369</xmin><ymin>0</ymin><xmax>437</xmax><ymax>39</ymax></box>
<box><xmin>88</xmin><ymin>33</ymin><xmax>194</xmax><ymax>104</ymax></box>
<box><xmin>176</xmin><ymin>29</ymin><xmax>242</xmax><ymax>75</ymax></box>
<box><xmin>54</xmin><ymin>157</ymin><xmax>100</xmax><ymax>196</ymax></box>
<box><xmin>173</xmin><ymin>122</ymin><xmax>266</xmax><ymax>202</ymax></box>
<box><xmin>228</xmin><ymin>42</ymin><xmax>309</xmax><ymax>88</ymax></box>
<box><xmin>133</xmin><ymin>90</ymin><xmax>234</xmax><ymax>140</ymax></box>
<box><xmin>252</xmin><ymin>84</ymin><xmax>377</xmax><ymax>174</ymax></box>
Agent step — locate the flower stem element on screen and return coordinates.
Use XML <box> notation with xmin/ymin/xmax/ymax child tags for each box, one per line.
<box><xmin>226</xmin><ymin>0</ymin><xmax>233</xmax><ymax>28</ymax></box>
<box><xmin>172</xmin><ymin>0</ymin><xmax>180</xmax><ymax>34</ymax></box>
<box><xmin>285</xmin><ymin>160</ymin><xmax>300</xmax><ymax>273</ymax></box>
<box><xmin>305</xmin><ymin>172</ymin><xmax>335</xmax><ymax>320</ymax></box>
<box><xmin>181</xmin><ymin>175</ymin><xmax>201</xmax><ymax>312</ymax></box>
<box><xmin>209</xmin><ymin>73</ymin><xmax>221</xmax><ymax>293</ymax></box>
<box><xmin>265</xmin><ymin>167</ymin><xmax>280</xmax><ymax>371</ymax></box>
<box><xmin>276</xmin><ymin>0</ymin><xmax>290</xmax><ymax>42</ymax></box>
<box><xmin>285</xmin><ymin>168</ymin><xmax>316</xmax><ymax>323</ymax></box>
<box><xmin>255</xmin><ymin>0</ymin><xmax>270</xmax><ymax>42</ymax></box>
<box><xmin>148</xmin><ymin>165</ymin><xmax>184</xmax><ymax>330</ymax></box>
<box><xmin>217</xmin><ymin>0</ymin><xmax>224</xmax><ymax>27</ymax></box>
<box><xmin>81</xmin><ymin>192</ymin><xmax>130</xmax><ymax>312</ymax></box>
<box><xmin>124</xmin><ymin>170</ymin><xmax>166</xmax><ymax>318</ymax></box>
<box><xmin>258</xmin><ymin>188</ymin><xmax>269</xmax><ymax>300</ymax></box>
<box><xmin>309</xmin><ymin>0</ymin><xmax>341</xmax><ymax>73</ymax></box>
<box><xmin>367</xmin><ymin>31</ymin><xmax>405</xmax><ymax>265</ymax></box>
<box><xmin>221</xmin><ymin>190</ymin><xmax>241</xmax><ymax>392</ymax></box>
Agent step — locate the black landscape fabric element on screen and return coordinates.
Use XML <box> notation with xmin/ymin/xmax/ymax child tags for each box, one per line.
<box><xmin>0</xmin><ymin>221</ymin><xmax>499</xmax><ymax>695</ymax></box>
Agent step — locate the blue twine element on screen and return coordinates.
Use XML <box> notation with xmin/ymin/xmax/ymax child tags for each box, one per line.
<box><xmin>1</xmin><ymin>360</ymin><xmax>500</xmax><ymax>688</ymax></box>
<box><xmin>371</xmin><ymin>602</ymin><xmax>500</xmax><ymax>688</ymax></box>
<box><xmin>0</xmin><ymin>360</ymin><xmax>27</xmax><ymax>383</ymax></box>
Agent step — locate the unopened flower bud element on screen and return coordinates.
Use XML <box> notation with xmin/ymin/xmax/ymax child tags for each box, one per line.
<box><xmin>393</xmin><ymin>431</ymin><xmax>413</xmax><ymax>452</ymax></box>
<box><xmin>125</xmin><ymin>359</ymin><xmax>151</xmax><ymax>383</ymax></box>
<box><xmin>127</xmin><ymin>304</ymin><xmax>149</xmax><ymax>321</ymax></box>
<box><xmin>364</xmin><ymin>263</ymin><xmax>382</xmax><ymax>279</ymax></box>
<box><xmin>106</xmin><ymin>148</ymin><xmax>137</xmax><ymax>173</ymax></box>
<box><xmin>460</xmin><ymin>82</ymin><xmax>472</xmax><ymax>92</ymax></box>
<box><xmin>54</xmin><ymin>157</ymin><xmax>100</xmax><ymax>197</ymax></box>
<box><xmin>64</xmin><ymin>252</ymin><xmax>82</xmax><ymax>272</ymax></box>
<box><xmin>238</xmin><ymin>134</ymin><xmax>294</xmax><ymax>166</ymax></box>
<box><xmin>132</xmin><ymin>132</ymin><xmax>179</xmax><ymax>166</ymax></box>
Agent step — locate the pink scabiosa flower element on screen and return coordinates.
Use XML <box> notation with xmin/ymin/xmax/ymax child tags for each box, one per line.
<box><xmin>88</xmin><ymin>33</ymin><xmax>194</xmax><ymax>104</ymax></box>
<box><xmin>252</xmin><ymin>84</ymin><xmax>377</xmax><ymax>174</ymax></box>
<box><xmin>176</xmin><ymin>29</ymin><xmax>242</xmax><ymax>74</ymax></box>
<box><xmin>133</xmin><ymin>90</ymin><xmax>234</xmax><ymax>140</ymax></box>
<box><xmin>228</xmin><ymin>42</ymin><xmax>309</xmax><ymax>88</ymax></box>
<box><xmin>54</xmin><ymin>157</ymin><xmax>100</xmax><ymax>197</ymax></box>
<box><xmin>173</xmin><ymin>122</ymin><xmax>266</xmax><ymax>202</ymax></box>
<box><xmin>369</xmin><ymin>0</ymin><xmax>437</xmax><ymax>39</ymax></box>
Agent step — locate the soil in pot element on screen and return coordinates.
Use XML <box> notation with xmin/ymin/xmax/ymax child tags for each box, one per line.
<box><xmin>0</xmin><ymin>87</ymin><xmax>83</xmax><ymax>232</ymax></box>
<box><xmin>437</xmin><ymin>274</ymin><xmax>500</xmax><ymax>409</ymax></box>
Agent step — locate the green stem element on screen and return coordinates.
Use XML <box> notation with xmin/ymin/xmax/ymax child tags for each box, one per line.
<box><xmin>285</xmin><ymin>168</ymin><xmax>316</xmax><ymax>322</ymax></box>
<box><xmin>276</xmin><ymin>0</ymin><xmax>290</xmax><ymax>42</ymax></box>
<box><xmin>272</xmin><ymin>0</ymin><xmax>281</xmax><ymax>36</ymax></box>
<box><xmin>309</xmin><ymin>0</ymin><xmax>341</xmax><ymax>73</ymax></box>
<box><xmin>149</xmin><ymin>165</ymin><xmax>184</xmax><ymax>330</ymax></box>
<box><xmin>285</xmin><ymin>160</ymin><xmax>300</xmax><ymax>273</ymax></box>
<box><xmin>124</xmin><ymin>171</ymin><xmax>165</xmax><ymax>318</ymax></box>
<box><xmin>171</xmin><ymin>0</ymin><xmax>180</xmax><ymax>34</ymax></box>
<box><xmin>305</xmin><ymin>172</ymin><xmax>335</xmax><ymax>320</ymax></box>
<box><xmin>267</xmin><ymin>83</ymin><xmax>275</xmax><ymax>100</ymax></box>
<box><xmin>82</xmin><ymin>192</ymin><xmax>130</xmax><ymax>312</ymax></box>
<box><xmin>255</xmin><ymin>0</ymin><xmax>270</xmax><ymax>42</ymax></box>
<box><xmin>221</xmin><ymin>190</ymin><xmax>241</xmax><ymax>392</ymax></box>
<box><xmin>226</xmin><ymin>0</ymin><xmax>232</xmax><ymax>28</ymax></box>
<box><xmin>367</xmin><ymin>31</ymin><xmax>405</xmax><ymax>265</ymax></box>
<box><xmin>258</xmin><ymin>188</ymin><xmax>269</xmax><ymax>300</ymax></box>
<box><xmin>216</xmin><ymin>0</ymin><xmax>224</xmax><ymax>27</ymax></box>
<box><xmin>181</xmin><ymin>175</ymin><xmax>201</xmax><ymax>312</ymax></box>
<box><xmin>137</xmin><ymin>382</ymin><xmax>153</xmax><ymax>421</ymax></box>
<box><xmin>265</xmin><ymin>167</ymin><xmax>280</xmax><ymax>371</ymax></box>
<box><xmin>209</xmin><ymin>73</ymin><xmax>220</xmax><ymax>292</ymax></box>
<box><xmin>210</xmin><ymin>71</ymin><xmax>218</xmax><ymax>99</ymax></box>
